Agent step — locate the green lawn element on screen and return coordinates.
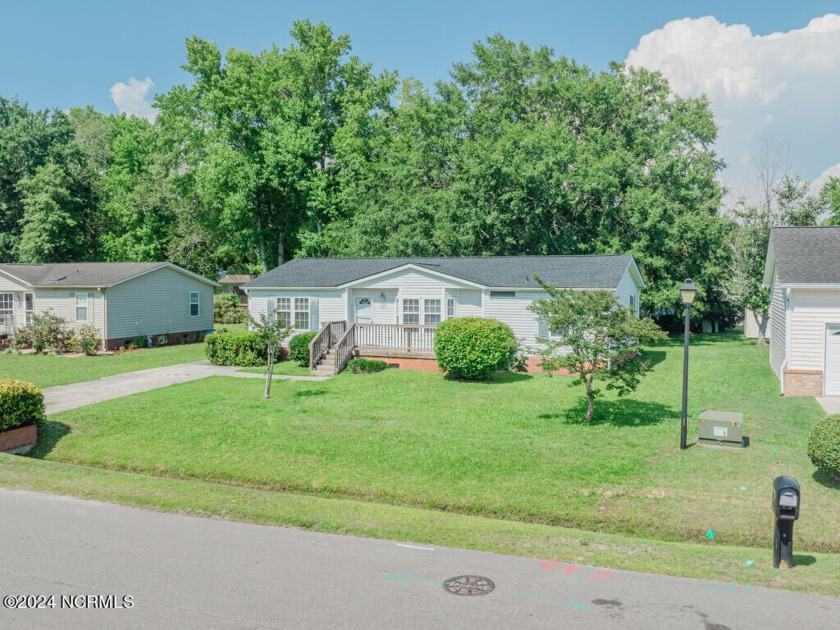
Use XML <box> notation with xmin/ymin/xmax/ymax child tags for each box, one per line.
<box><xmin>30</xmin><ymin>332</ymin><xmax>837</xmax><ymax>556</ymax></box>
<box><xmin>0</xmin><ymin>343</ymin><xmax>208</xmax><ymax>388</ymax></box>
<box><xmin>239</xmin><ymin>361</ymin><xmax>311</xmax><ymax>377</ymax></box>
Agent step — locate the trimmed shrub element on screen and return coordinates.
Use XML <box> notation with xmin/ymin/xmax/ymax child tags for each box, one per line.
<box><xmin>72</xmin><ymin>323</ymin><xmax>100</xmax><ymax>356</ymax></box>
<box><xmin>347</xmin><ymin>358</ymin><xmax>388</xmax><ymax>374</ymax></box>
<box><xmin>0</xmin><ymin>379</ymin><xmax>46</xmax><ymax>432</ymax></box>
<box><xmin>214</xmin><ymin>293</ymin><xmax>246</xmax><ymax>324</ymax></box>
<box><xmin>434</xmin><ymin>317</ymin><xmax>517</xmax><ymax>380</ymax></box>
<box><xmin>12</xmin><ymin>310</ymin><xmax>72</xmax><ymax>353</ymax></box>
<box><xmin>807</xmin><ymin>414</ymin><xmax>840</xmax><ymax>480</ymax></box>
<box><xmin>290</xmin><ymin>331</ymin><xmax>317</xmax><ymax>366</ymax></box>
<box><xmin>205</xmin><ymin>332</ymin><xmax>267</xmax><ymax>366</ymax></box>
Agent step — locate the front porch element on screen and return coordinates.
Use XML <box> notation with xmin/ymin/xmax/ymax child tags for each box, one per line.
<box><xmin>308</xmin><ymin>321</ymin><xmax>437</xmax><ymax>375</ymax></box>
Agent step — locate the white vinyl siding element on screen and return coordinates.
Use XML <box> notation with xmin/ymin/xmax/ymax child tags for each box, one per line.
<box><xmin>787</xmin><ymin>288</ymin><xmax>840</xmax><ymax>372</ymax></box>
<box><xmin>614</xmin><ymin>268</ymin><xmax>640</xmax><ymax>315</ymax></box>
<box><xmin>33</xmin><ymin>289</ymin><xmax>105</xmax><ymax>333</ymax></box>
<box><xmin>106</xmin><ymin>267</ymin><xmax>213</xmax><ymax>339</ymax></box>
<box><xmin>248</xmin><ymin>289</ymin><xmax>344</xmax><ymax>331</ymax></box>
<box><xmin>744</xmin><ymin>308</ymin><xmax>770</xmax><ymax>339</ymax></box>
<box><xmin>769</xmin><ymin>273</ymin><xmax>787</xmax><ymax>380</ymax></box>
<box><xmin>456</xmin><ymin>289</ymin><xmax>482</xmax><ymax>317</ymax></box>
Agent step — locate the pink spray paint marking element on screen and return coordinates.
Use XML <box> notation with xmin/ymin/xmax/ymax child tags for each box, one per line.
<box><xmin>540</xmin><ymin>562</ymin><xmax>613</xmax><ymax>581</ymax></box>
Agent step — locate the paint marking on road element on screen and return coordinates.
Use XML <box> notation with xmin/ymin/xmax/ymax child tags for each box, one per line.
<box><xmin>394</xmin><ymin>543</ymin><xmax>436</xmax><ymax>551</ymax></box>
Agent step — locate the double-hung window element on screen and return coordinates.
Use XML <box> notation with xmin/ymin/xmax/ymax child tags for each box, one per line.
<box><xmin>75</xmin><ymin>293</ymin><xmax>88</xmax><ymax>321</ymax></box>
<box><xmin>402</xmin><ymin>299</ymin><xmax>420</xmax><ymax>325</ymax></box>
<box><xmin>294</xmin><ymin>298</ymin><xmax>309</xmax><ymax>329</ymax></box>
<box><xmin>189</xmin><ymin>291</ymin><xmax>199</xmax><ymax>317</ymax></box>
<box><xmin>424</xmin><ymin>299</ymin><xmax>441</xmax><ymax>325</ymax></box>
<box><xmin>276</xmin><ymin>297</ymin><xmax>292</xmax><ymax>327</ymax></box>
<box><xmin>446</xmin><ymin>297</ymin><xmax>455</xmax><ymax>319</ymax></box>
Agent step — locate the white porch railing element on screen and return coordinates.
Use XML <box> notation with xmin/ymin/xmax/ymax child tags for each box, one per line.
<box><xmin>354</xmin><ymin>323</ymin><xmax>436</xmax><ymax>355</ymax></box>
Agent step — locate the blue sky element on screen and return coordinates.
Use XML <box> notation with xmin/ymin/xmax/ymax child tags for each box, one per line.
<box><xmin>2</xmin><ymin>1</ymin><xmax>839</xmax><ymax>199</ymax></box>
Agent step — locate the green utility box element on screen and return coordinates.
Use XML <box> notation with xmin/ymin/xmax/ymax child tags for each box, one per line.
<box><xmin>698</xmin><ymin>410</ymin><xmax>744</xmax><ymax>448</ymax></box>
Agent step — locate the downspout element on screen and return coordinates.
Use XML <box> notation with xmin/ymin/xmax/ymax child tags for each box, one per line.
<box><xmin>101</xmin><ymin>288</ymin><xmax>108</xmax><ymax>352</ymax></box>
<box><xmin>782</xmin><ymin>288</ymin><xmax>792</xmax><ymax>396</ymax></box>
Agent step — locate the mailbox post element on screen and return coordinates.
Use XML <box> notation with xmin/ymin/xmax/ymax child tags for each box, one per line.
<box><xmin>772</xmin><ymin>476</ymin><xmax>800</xmax><ymax>569</ymax></box>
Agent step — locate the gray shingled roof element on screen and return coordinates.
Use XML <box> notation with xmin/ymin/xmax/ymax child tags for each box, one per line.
<box><xmin>1</xmin><ymin>262</ymin><xmax>174</xmax><ymax>288</ymax></box>
<box><xmin>770</xmin><ymin>227</ymin><xmax>840</xmax><ymax>285</ymax></box>
<box><xmin>244</xmin><ymin>255</ymin><xmax>638</xmax><ymax>289</ymax></box>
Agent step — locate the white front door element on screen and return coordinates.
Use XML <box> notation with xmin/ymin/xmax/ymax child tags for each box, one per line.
<box><xmin>355</xmin><ymin>296</ymin><xmax>373</xmax><ymax>324</ymax></box>
<box><xmin>825</xmin><ymin>325</ymin><xmax>840</xmax><ymax>396</ymax></box>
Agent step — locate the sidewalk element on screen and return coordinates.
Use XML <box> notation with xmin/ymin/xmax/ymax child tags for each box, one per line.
<box><xmin>43</xmin><ymin>361</ymin><xmax>327</xmax><ymax>415</ymax></box>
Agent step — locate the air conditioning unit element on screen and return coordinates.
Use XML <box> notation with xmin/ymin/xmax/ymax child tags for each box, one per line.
<box><xmin>698</xmin><ymin>410</ymin><xmax>744</xmax><ymax>448</ymax></box>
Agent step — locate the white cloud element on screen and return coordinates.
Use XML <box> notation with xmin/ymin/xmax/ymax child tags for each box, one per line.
<box><xmin>812</xmin><ymin>162</ymin><xmax>840</xmax><ymax>194</ymax></box>
<box><xmin>626</xmin><ymin>15</ymin><xmax>840</xmax><ymax>202</ymax></box>
<box><xmin>109</xmin><ymin>76</ymin><xmax>157</xmax><ymax>121</ymax></box>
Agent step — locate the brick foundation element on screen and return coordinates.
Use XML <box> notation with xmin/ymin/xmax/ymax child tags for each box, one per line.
<box><xmin>783</xmin><ymin>369</ymin><xmax>824</xmax><ymax>397</ymax></box>
<box><xmin>360</xmin><ymin>355</ymin><xmax>440</xmax><ymax>372</ymax></box>
<box><xmin>524</xmin><ymin>357</ymin><xmax>573</xmax><ymax>375</ymax></box>
<box><xmin>105</xmin><ymin>330</ymin><xmax>208</xmax><ymax>351</ymax></box>
<box><xmin>0</xmin><ymin>424</ymin><xmax>38</xmax><ymax>453</ymax></box>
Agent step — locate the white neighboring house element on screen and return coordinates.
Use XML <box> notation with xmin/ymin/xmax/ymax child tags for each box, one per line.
<box><xmin>763</xmin><ymin>226</ymin><xmax>840</xmax><ymax>396</ymax></box>
<box><xmin>244</xmin><ymin>255</ymin><xmax>645</xmax><ymax>374</ymax></box>
<box><xmin>0</xmin><ymin>262</ymin><xmax>217</xmax><ymax>350</ymax></box>
<box><xmin>743</xmin><ymin>308</ymin><xmax>770</xmax><ymax>339</ymax></box>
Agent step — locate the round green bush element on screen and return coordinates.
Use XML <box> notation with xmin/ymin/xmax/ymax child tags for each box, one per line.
<box><xmin>290</xmin><ymin>332</ymin><xmax>317</xmax><ymax>366</ymax></box>
<box><xmin>0</xmin><ymin>379</ymin><xmax>46</xmax><ymax>432</ymax></box>
<box><xmin>205</xmin><ymin>332</ymin><xmax>267</xmax><ymax>366</ymax></box>
<box><xmin>807</xmin><ymin>414</ymin><xmax>840</xmax><ymax>479</ymax></box>
<box><xmin>434</xmin><ymin>317</ymin><xmax>517</xmax><ymax>380</ymax></box>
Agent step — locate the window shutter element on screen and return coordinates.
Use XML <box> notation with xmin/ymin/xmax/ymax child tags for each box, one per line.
<box><xmin>538</xmin><ymin>316</ymin><xmax>549</xmax><ymax>340</ymax></box>
<box><xmin>88</xmin><ymin>293</ymin><xmax>94</xmax><ymax>322</ymax></box>
<box><xmin>69</xmin><ymin>293</ymin><xmax>74</xmax><ymax>319</ymax></box>
<box><xmin>267</xmin><ymin>298</ymin><xmax>277</xmax><ymax>322</ymax></box>
<box><xmin>309</xmin><ymin>296</ymin><xmax>319</xmax><ymax>330</ymax></box>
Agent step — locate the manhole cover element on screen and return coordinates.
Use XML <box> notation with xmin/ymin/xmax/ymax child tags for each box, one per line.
<box><xmin>442</xmin><ymin>575</ymin><xmax>495</xmax><ymax>596</ymax></box>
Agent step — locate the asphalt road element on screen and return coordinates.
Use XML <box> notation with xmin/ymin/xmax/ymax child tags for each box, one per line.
<box><xmin>0</xmin><ymin>489</ymin><xmax>837</xmax><ymax>629</ymax></box>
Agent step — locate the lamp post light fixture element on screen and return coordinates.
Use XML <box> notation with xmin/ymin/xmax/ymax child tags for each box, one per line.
<box><xmin>679</xmin><ymin>279</ymin><xmax>698</xmax><ymax>450</ymax></box>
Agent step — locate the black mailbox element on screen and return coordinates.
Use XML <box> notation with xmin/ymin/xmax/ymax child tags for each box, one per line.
<box><xmin>772</xmin><ymin>475</ymin><xmax>801</xmax><ymax>569</ymax></box>
<box><xmin>772</xmin><ymin>476</ymin><xmax>800</xmax><ymax>521</ymax></box>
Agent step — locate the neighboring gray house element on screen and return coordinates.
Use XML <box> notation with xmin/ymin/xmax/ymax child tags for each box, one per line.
<box><xmin>763</xmin><ymin>227</ymin><xmax>840</xmax><ymax>396</ymax></box>
<box><xmin>244</xmin><ymin>255</ymin><xmax>645</xmax><ymax>374</ymax></box>
<box><xmin>0</xmin><ymin>262</ymin><xmax>217</xmax><ymax>350</ymax></box>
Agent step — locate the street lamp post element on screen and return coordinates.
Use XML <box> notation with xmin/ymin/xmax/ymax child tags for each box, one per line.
<box><xmin>679</xmin><ymin>279</ymin><xmax>698</xmax><ymax>451</ymax></box>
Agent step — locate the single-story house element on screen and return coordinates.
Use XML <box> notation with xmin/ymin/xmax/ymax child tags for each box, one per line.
<box><xmin>244</xmin><ymin>255</ymin><xmax>645</xmax><ymax>374</ymax></box>
<box><xmin>217</xmin><ymin>274</ymin><xmax>256</xmax><ymax>305</ymax></box>
<box><xmin>763</xmin><ymin>226</ymin><xmax>840</xmax><ymax>396</ymax></box>
<box><xmin>0</xmin><ymin>262</ymin><xmax>217</xmax><ymax>350</ymax></box>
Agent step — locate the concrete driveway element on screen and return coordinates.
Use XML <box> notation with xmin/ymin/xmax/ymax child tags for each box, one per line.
<box><xmin>42</xmin><ymin>361</ymin><xmax>326</xmax><ymax>415</ymax></box>
<box><xmin>1</xmin><ymin>489</ymin><xmax>838</xmax><ymax>630</ymax></box>
<box><xmin>816</xmin><ymin>397</ymin><xmax>840</xmax><ymax>415</ymax></box>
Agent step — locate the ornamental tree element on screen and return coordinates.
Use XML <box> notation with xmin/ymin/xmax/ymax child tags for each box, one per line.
<box><xmin>248</xmin><ymin>313</ymin><xmax>293</xmax><ymax>399</ymax></box>
<box><xmin>529</xmin><ymin>279</ymin><xmax>666</xmax><ymax>422</ymax></box>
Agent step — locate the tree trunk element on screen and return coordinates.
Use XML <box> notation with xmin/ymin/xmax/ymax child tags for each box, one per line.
<box><xmin>278</xmin><ymin>235</ymin><xmax>285</xmax><ymax>267</ymax></box>
<box><xmin>584</xmin><ymin>376</ymin><xmax>595</xmax><ymax>423</ymax></box>
<box><xmin>757</xmin><ymin>311</ymin><xmax>769</xmax><ymax>347</ymax></box>
<box><xmin>264</xmin><ymin>344</ymin><xmax>274</xmax><ymax>399</ymax></box>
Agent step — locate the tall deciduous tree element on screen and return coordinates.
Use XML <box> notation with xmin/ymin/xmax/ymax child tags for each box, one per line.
<box><xmin>326</xmin><ymin>36</ymin><xmax>728</xmax><ymax>318</ymax></box>
<box><xmin>156</xmin><ymin>20</ymin><xmax>396</xmax><ymax>272</ymax></box>
<box><xmin>724</xmin><ymin>174</ymin><xmax>823</xmax><ymax>345</ymax></box>
<box><xmin>16</xmin><ymin>163</ymin><xmax>87</xmax><ymax>262</ymax></box>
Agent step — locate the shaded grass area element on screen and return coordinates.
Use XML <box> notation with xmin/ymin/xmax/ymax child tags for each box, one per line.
<box><xmin>0</xmin><ymin>343</ymin><xmax>207</xmax><ymax>388</ymax></box>
<box><xmin>2</xmin><ymin>453</ymin><xmax>838</xmax><ymax>596</ymax></box>
<box><xmin>29</xmin><ymin>332</ymin><xmax>837</xmax><ymax>554</ymax></box>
